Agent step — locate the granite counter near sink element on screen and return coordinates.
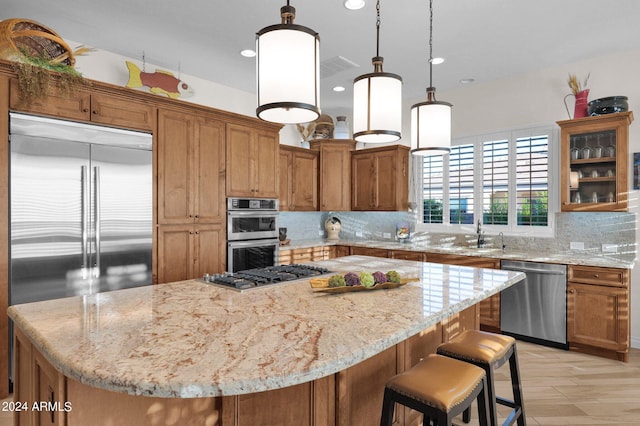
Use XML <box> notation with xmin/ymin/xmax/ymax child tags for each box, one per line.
<box><xmin>8</xmin><ymin>255</ymin><xmax>524</xmax><ymax>425</ymax></box>
<box><xmin>281</xmin><ymin>238</ymin><xmax>635</xmax><ymax>269</ymax></box>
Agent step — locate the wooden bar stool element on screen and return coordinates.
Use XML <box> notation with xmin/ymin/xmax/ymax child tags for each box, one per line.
<box><xmin>437</xmin><ymin>330</ymin><xmax>526</xmax><ymax>426</ymax></box>
<box><xmin>380</xmin><ymin>354</ymin><xmax>490</xmax><ymax>426</ymax></box>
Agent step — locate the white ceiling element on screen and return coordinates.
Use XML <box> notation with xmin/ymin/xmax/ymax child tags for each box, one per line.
<box><xmin>3</xmin><ymin>0</ymin><xmax>640</xmax><ymax>118</ymax></box>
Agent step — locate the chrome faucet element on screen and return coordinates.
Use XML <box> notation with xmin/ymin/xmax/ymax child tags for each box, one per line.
<box><xmin>499</xmin><ymin>231</ymin><xmax>506</xmax><ymax>251</ymax></box>
<box><xmin>476</xmin><ymin>220</ymin><xmax>485</xmax><ymax>248</ymax></box>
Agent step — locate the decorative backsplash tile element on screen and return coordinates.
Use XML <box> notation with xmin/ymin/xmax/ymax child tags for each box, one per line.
<box><xmin>279</xmin><ymin>211</ymin><xmax>636</xmax><ymax>261</ymax></box>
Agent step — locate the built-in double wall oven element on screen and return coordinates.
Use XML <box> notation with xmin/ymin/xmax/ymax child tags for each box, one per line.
<box><xmin>227</xmin><ymin>197</ymin><xmax>279</xmax><ymax>272</ymax></box>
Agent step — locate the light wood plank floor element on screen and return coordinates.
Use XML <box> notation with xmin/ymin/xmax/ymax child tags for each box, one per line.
<box><xmin>458</xmin><ymin>341</ymin><xmax>640</xmax><ymax>426</ymax></box>
<box><xmin>0</xmin><ymin>341</ymin><xmax>637</xmax><ymax>425</ymax></box>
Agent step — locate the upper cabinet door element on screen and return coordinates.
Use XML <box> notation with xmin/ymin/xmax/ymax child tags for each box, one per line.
<box><xmin>157</xmin><ymin>109</ymin><xmax>193</xmax><ymax>224</ymax></box>
<box><xmin>194</xmin><ymin>116</ymin><xmax>225</xmax><ymax>223</ymax></box>
<box><xmin>89</xmin><ymin>93</ymin><xmax>154</xmax><ymax>132</ymax></box>
<box><xmin>9</xmin><ymin>77</ymin><xmax>90</xmax><ymax>121</ymax></box>
<box><xmin>226</xmin><ymin>124</ymin><xmax>254</xmax><ymax>197</ymax></box>
<box><xmin>158</xmin><ymin>108</ymin><xmax>226</xmax><ymax>224</ymax></box>
<box><xmin>226</xmin><ymin>123</ymin><xmax>279</xmax><ymax>198</ymax></box>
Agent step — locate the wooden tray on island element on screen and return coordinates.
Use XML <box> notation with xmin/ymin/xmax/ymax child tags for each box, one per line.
<box><xmin>310</xmin><ymin>277</ymin><xmax>418</xmax><ymax>294</ymax></box>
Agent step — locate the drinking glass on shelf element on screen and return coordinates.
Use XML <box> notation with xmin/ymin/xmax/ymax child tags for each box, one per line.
<box><xmin>593</xmin><ymin>135</ymin><xmax>604</xmax><ymax>158</ymax></box>
<box><xmin>570</xmin><ymin>137</ymin><xmax>580</xmax><ymax>160</ymax></box>
<box><xmin>581</xmin><ymin>138</ymin><xmax>592</xmax><ymax>159</ymax></box>
<box><xmin>573</xmin><ymin>192</ymin><xmax>581</xmax><ymax>203</ymax></box>
<box><xmin>605</xmin><ymin>134</ymin><xmax>616</xmax><ymax>157</ymax></box>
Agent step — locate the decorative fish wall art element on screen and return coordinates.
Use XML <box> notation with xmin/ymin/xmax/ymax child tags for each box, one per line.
<box><xmin>125</xmin><ymin>61</ymin><xmax>194</xmax><ymax>99</ymax></box>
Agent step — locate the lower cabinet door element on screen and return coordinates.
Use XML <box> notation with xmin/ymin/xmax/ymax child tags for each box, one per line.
<box><xmin>157</xmin><ymin>225</ymin><xmax>225</xmax><ymax>283</ymax></box>
<box><xmin>567</xmin><ymin>282</ymin><xmax>629</xmax><ymax>352</ymax></box>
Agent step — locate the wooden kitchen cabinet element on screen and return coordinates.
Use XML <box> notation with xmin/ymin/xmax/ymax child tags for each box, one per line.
<box><xmin>226</xmin><ymin>123</ymin><xmax>279</xmax><ymax>198</ymax></box>
<box><xmin>309</xmin><ymin>139</ymin><xmax>356</xmax><ymax>211</ymax></box>
<box><xmin>567</xmin><ymin>264</ymin><xmax>630</xmax><ymax>361</ymax></box>
<box><xmin>279</xmin><ymin>246</ymin><xmax>330</xmax><ymax>265</ymax></box>
<box><xmin>157</xmin><ymin>224</ymin><xmax>225</xmax><ymax>283</ymax></box>
<box><xmin>558</xmin><ymin>112</ymin><xmax>633</xmax><ymax>212</ymax></box>
<box><xmin>390</xmin><ymin>250</ymin><xmax>424</xmax><ymax>261</ymax></box>
<box><xmin>279</xmin><ymin>145</ymin><xmax>318</xmax><ymax>211</ymax></box>
<box><xmin>9</xmin><ymin>78</ymin><xmax>155</xmax><ymax>131</ymax></box>
<box><xmin>351</xmin><ymin>144</ymin><xmax>409</xmax><ymax>211</ymax></box>
<box><xmin>329</xmin><ymin>245</ymin><xmax>351</xmax><ymax>258</ymax></box>
<box><xmin>157</xmin><ymin>108</ymin><xmax>226</xmax><ymax>225</ymax></box>
<box><xmin>14</xmin><ymin>327</ymin><xmax>67</xmax><ymax>426</ymax></box>
<box><xmin>349</xmin><ymin>246</ymin><xmax>390</xmax><ymax>258</ymax></box>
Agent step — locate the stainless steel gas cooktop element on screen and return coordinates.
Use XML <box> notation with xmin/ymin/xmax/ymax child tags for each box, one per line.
<box><xmin>202</xmin><ymin>264</ymin><xmax>332</xmax><ymax>292</ymax></box>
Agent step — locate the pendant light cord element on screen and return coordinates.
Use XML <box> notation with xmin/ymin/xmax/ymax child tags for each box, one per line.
<box><xmin>376</xmin><ymin>0</ymin><xmax>381</xmax><ymax>58</ymax></box>
<box><xmin>428</xmin><ymin>0</ymin><xmax>433</xmax><ymax>88</ymax></box>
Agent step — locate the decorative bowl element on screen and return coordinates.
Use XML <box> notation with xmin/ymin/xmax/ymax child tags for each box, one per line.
<box><xmin>588</xmin><ymin>96</ymin><xmax>628</xmax><ymax>116</ymax></box>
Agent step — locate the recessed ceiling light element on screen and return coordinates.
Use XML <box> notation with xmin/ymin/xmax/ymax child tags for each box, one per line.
<box><xmin>344</xmin><ymin>0</ymin><xmax>365</xmax><ymax>10</ymax></box>
<box><xmin>460</xmin><ymin>78</ymin><xmax>476</xmax><ymax>84</ymax></box>
<box><xmin>240</xmin><ymin>49</ymin><xmax>256</xmax><ymax>58</ymax></box>
<box><xmin>429</xmin><ymin>57</ymin><xmax>445</xmax><ymax>65</ymax></box>
<box><xmin>333</xmin><ymin>86</ymin><xmax>346</xmax><ymax>92</ymax></box>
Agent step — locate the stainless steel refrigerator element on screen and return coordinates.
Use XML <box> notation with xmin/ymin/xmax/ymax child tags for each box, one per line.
<box><xmin>9</xmin><ymin>112</ymin><xmax>153</xmax><ymax>306</ymax></box>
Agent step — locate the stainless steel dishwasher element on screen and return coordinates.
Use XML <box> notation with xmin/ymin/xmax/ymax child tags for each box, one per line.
<box><xmin>500</xmin><ymin>260</ymin><xmax>568</xmax><ymax>349</ymax></box>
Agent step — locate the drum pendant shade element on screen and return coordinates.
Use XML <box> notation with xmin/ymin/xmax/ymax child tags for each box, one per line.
<box><xmin>256</xmin><ymin>4</ymin><xmax>320</xmax><ymax>124</ymax></box>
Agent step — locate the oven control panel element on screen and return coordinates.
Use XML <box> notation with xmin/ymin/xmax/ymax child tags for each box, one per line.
<box><xmin>228</xmin><ymin>197</ymin><xmax>279</xmax><ymax>211</ymax></box>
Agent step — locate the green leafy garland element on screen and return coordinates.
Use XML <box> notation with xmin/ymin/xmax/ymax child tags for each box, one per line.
<box><xmin>11</xmin><ymin>48</ymin><xmax>89</xmax><ymax>106</ymax></box>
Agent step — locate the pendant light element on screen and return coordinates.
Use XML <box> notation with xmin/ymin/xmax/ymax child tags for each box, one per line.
<box><xmin>353</xmin><ymin>0</ymin><xmax>402</xmax><ymax>143</ymax></box>
<box><xmin>410</xmin><ymin>0</ymin><xmax>452</xmax><ymax>156</ymax></box>
<box><xmin>256</xmin><ymin>1</ymin><xmax>320</xmax><ymax>124</ymax></box>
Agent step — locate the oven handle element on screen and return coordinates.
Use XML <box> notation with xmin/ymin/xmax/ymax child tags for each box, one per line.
<box><xmin>228</xmin><ymin>239</ymin><xmax>280</xmax><ymax>248</ymax></box>
<box><xmin>228</xmin><ymin>210</ymin><xmax>279</xmax><ymax>218</ymax></box>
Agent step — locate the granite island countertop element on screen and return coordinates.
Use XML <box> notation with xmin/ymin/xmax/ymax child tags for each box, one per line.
<box><xmin>8</xmin><ymin>256</ymin><xmax>524</xmax><ymax>399</ymax></box>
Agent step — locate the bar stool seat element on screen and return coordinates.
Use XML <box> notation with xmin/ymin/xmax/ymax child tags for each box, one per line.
<box><xmin>380</xmin><ymin>354</ymin><xmax>490</xmax><ymax>426</ymax></box>
<box><xmin>437</xmin><ymin>330</ymin><xmax>526</xmax><ymax>426</ymax></box>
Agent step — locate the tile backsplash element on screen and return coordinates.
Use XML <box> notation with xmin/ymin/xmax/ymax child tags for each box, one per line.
<box><xmin>279</xmin><ymin>211</ymin><xmax>636</xmax><ymax>261</ymax></box>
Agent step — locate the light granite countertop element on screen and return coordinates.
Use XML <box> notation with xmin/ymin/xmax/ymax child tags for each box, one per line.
<box><xmin>8</xmin><ymin>255</ymin><xmax>524</xmax><ymax>398</ymax></box>
<box><xmin>281</xmin><ymin>239</ymin><xmax>635</xmax><ymax>269</ymax></box>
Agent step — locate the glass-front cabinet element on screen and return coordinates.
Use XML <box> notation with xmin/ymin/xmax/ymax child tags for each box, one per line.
<box><xmin>558</xmin><ymin>112</ymin><xmax>633</xmax><ymax>212</ymax></box>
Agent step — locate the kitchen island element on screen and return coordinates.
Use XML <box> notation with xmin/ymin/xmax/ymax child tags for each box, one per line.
<box><xmin>9</xmin><ymin>255</ymin><xmax>524</xmax><ymax>425</ymax></box>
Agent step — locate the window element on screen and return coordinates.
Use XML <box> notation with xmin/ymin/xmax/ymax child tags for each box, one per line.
<box><xmin>418</xmin><ymin>127</ymin><xmax>555</xmax><ymax>234</ymax></box>
<box><xmin>449</xmin><ymin>144</ymin><xmax>475</xmax><ymax>225</ymax></box>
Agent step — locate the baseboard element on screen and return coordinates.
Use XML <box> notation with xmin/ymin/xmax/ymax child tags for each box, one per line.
<box><xmin>631</xmin><ymin>336</ymin><xmax>640</xmax><ymax>349</ymax></box>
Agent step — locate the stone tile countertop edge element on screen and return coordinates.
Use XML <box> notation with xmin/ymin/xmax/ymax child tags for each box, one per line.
<box><xmin>282</xmin><ymin>239</ymin><xmax>635</xmax><ymax>269</ymax></box>
<box><xmin>8</xmin><ymin>256</ymin><xmax>524</xmax><ymax>399</ymax></box>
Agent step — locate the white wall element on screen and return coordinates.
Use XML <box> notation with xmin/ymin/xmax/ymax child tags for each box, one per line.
<box><xmin>74</xmin><ymin>43</ymin><xmax>640</xmax><ymax>348</ymax></box>
<box><xmin>72</xmin><ymin>44</ymin><xmax>257</xmax><ymax>117</ymax></box>
<box><xmin>424</xmin><ymin>48</ymin><xmax>640</xmax><ymax>348</ymax></box>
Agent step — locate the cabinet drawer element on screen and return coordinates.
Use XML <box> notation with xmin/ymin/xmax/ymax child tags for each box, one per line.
<box><xmin>568</xmin><ymin>265</ymin><xmax>628</xmax><ymax>287</ymax></box>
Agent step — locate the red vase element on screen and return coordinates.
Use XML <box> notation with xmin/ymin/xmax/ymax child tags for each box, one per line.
<box><xmin>573</xmin><ymin>89</ymin><xmax>589</xmax><ymax>119</ymax></box>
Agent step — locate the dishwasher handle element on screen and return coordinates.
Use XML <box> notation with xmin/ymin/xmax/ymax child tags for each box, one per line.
<box><xmin>502</xmin><ymin>266</ymin><xmax>566</xmax><ymax>276</ymax></box>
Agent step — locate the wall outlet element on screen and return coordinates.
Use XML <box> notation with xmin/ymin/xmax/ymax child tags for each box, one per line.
<box><xmin>318</xmin><ymin>230</ymin><xmax>324</xmax><ymax>236</ymax></box>
<box><xmin>602</xmin><ymin>243</ymin><xmax>618</xmax><ymax>253</ymax></box>
<box><xmin>356</xmin><ymin>231</ymin><xmax>363</xmax><ymax>238</ymax></box>
<box><xmin>383</xmin><ymin>232</ymin><xmax>391</xmax><ymax>239</ymax></box>
<box><xmin>570</xmin><ymin>241</ymin><xmax>585</xmax><ymax>250</ymax></box>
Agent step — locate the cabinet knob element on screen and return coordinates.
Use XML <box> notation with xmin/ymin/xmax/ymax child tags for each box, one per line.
<box><xmin>569</xmin><ymin>289</ymin><xmax>575</xmax><ymax>294</ymax></box>
<box><xmin>92</xmin><ymin>110</ymin><xmax>98</xmax><ymax>115</ymax></box>
<box><xmin>594</xmin><ymin>274</ymin><xmax>599</xmax><ymax>278</ymax></box>
<box><xmin>82</xmin><ymin>108</ymin><xmax>89</xmax><ymax>112</ymax></box>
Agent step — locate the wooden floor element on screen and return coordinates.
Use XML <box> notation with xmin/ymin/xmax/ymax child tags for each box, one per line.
<box><xmin>458</xmin><ymin>341</ymin><xmax>640</xmax><ymax>426</ymax></box>
<box><xmin>0</xmin><ymin>341</ymin><xmax>638</xmax><ymax>425</ymax></box>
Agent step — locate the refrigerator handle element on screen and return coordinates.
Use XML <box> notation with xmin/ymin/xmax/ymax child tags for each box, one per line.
<box><xmin>81</xmin><ymin>166</ymin><xmax>89</xmax><ymax>279</ymax></box>
<box><xmin>94</xmin><ymin>166</ymin><xmax>101</xmax><ymax>278</ymax></box>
